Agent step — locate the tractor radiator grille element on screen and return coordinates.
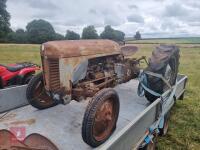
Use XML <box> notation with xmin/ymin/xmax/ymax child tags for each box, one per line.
<box><xmin>48</xmin><ymin>59</ymin><xmax>60</xmax><ymax>91</ymax></box>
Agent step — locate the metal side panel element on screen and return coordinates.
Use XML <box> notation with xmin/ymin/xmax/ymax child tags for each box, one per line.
<box><xmin>100</xmin><ymin>99</ymin><xmax>161</xmax><ymax>150</ymax></box>
<box><xmin>0</xmin><ymin>85</ymin><xmax>28</xmax><ymax>113</ymax></box>
<box><xmin>175</xmin><ymin>74</ymin><xmax>188</xmax><ymax>99</ymax></box>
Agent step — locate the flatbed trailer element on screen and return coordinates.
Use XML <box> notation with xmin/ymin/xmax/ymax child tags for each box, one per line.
<box><xmin>0</xmin><ymin>74</ymin><xmax>187</xmax><ymax>150</ymax></box>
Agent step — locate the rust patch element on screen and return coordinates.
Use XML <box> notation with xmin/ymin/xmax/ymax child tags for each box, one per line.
<box><xmin>93</xmin><ymin>98</ymin><xmax>117</xmax><ymax>141</ymax></box>
<box><xmin>0</xmin><ymin>113</ymin><xmax>16</xmax><ymax>122</ymax></box>
<box><xmin>6</xmin><ymin>118</ymin><xmax>36</xmax><ymax>126</ymax></box>
<box><xmin>24</xmin><ymin>133</ymin><xmax>59</xmax><ymax>150</ymax></box>
<box><xmin>43</xmin><ymin>40</ymin><xmax>121</xmax><ymax>58</ymax></box>
<box><xmin>0</xmin><ymin>130</ymin><xmax>28</xmax><ymax>149</ymax></box>
<box><xmin>0</xmin><ymin>129</ymin><xmax>58</xmax><ymax>150</ymax></box>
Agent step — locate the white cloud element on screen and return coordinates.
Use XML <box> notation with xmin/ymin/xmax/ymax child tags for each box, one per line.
<box><xmin>7</xmin><ymin>0</ymin><xmax>200</xmax><ymax>38</ymax></box>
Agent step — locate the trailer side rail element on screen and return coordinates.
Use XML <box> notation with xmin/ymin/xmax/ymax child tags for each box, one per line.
<box><xmin>100</xmin><ymin>74</ymin><xmax>187</xmax><ymax>150</ymax></box>
<box><xmin>0</xmin><ymin>85</ymin><xmax>28</xmax><ymax>113</ymax></box>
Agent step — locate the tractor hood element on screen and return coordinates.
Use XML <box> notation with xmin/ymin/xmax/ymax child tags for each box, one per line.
<box><xmin>41</xmin><ymin>40</ymin><xmax>121</xmax><ymax>58</ymax></box>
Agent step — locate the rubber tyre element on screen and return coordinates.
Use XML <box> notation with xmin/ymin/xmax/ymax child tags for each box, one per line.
<box><xmin>26</xmin><ymin>72</ymin><xmax>58</xmax><ymax>110</ymax></box>
<box><xmin>159</xmin><ymin>112</ymin><xmax>170</xmax><ymax>136</ymax></box>
<box><xmin>145</xmin><ymin>51</ymin><xmax>179</xmax><ymax>103</ymax></box>
<box><xmin>23</xmin><ymin>73</ymin><xmax>34</xmax><ymax>84</ymax></box>
<box><xmin>82</xmin><ymin>88</ymin><xmax>120</xmax><ymax>147</ymax></box>
<box><xmin>139</xmin><ymin>138</ymin><xmax>157</xmax><ymax>150</ymax></box>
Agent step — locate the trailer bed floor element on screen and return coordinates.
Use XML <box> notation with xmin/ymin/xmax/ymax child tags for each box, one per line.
<box><xmin>0</xmin><ymin>79</ymin><xmax>149</xmax><ymax>150</ymax></box>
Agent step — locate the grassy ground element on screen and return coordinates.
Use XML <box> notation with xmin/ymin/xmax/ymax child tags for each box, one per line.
<box><xmin>126</xmin><ymin>37</ymin><xmax>200</xmax><ymax>44</ymax></box>
<box><xmin>0</xmin><ymin>41</ymin><xmax>200</xmax><ymax>149</ymax></box>
<box><xmin>0</xmin><ymin>44</ymin><xmax>40</xmax><ymax>64</ymax></box>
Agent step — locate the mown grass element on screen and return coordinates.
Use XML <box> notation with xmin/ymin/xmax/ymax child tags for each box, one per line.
<box><xmin>0</xmin><ymin>41</ymin><xmax>199</xmax><ymax>149</ymax></box>
<box><xmin>126</xmin><ymin>37</ymin><xmax>200</xmax><ymax>44</ymax></box>
<box><xmin>0</xmin><ymin>44</ymin><xmax>40</xmax><ymax>64</ymax></box>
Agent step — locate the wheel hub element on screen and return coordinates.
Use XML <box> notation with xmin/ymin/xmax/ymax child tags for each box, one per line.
<box><xmin>93</xmin><ymin>99</ymin><xmax>115</xmax><ymax>141</ymax></box>
<box><xmin>33</xmin><ymin>81</ymin><xmax>54</xmax><ymax>106</ymax></box>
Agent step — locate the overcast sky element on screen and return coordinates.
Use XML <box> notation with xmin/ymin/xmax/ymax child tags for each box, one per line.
<box><xmin>7</xmin><ymin>0</ymin><xmax>200</xmax><ymax>38</ymax></box>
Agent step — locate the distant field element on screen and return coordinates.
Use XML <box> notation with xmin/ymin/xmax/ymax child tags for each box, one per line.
<box><xmin>0</xmin><ymin>44</ymin><xmax>40</xmax><ymax>64</ymax></box>
<box><xmin>0</xmin><ymin>40</ymin><xmax>200</xmax><ymax>149</ymax></box>
<box><xmin>126</xmin><ymin>37</ymin><xmax>200</xmax><ymax>44</ymax></box>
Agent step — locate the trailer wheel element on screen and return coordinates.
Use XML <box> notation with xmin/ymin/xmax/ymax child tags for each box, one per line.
<box><xmin>145</xmin><ymin>46</ymin><xmax>180</xmax><ymax>103</ymax></box>
<box><xmin>140</xmin><ymin>141</ymin><xmax>156</xmax><ymax>150</ymax></box>
<box><xmin>139</xmin><ymin>138</ymin><xmax>157</xmax><ymax>150</ymax></box>
<box><xmin>26</xmin><ymin>72</ymin><xmax>57</xmax><ymax>110</ymax></box>
<box><xmin>159</xmin><ymin>112</ymin><xmax>170</xmax><ymax>136</ymax></box>
<box><xmin>82</xmin><ymin>88</ymin><xmax>120</xmax><ymax>147</ymax></box>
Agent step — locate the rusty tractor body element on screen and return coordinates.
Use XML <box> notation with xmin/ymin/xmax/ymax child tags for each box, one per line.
<box><xmin>27</xmin><ymin>39</ymin><xmax>141</xmax><ymax>147</ymax></box>
<box><xmin>40</xmin><ymin>40</ymin><xmax>140</xmax><ymax>104</ymax></box>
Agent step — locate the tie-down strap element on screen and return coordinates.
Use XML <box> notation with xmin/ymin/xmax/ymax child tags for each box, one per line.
<box><xmin>137</xmin><ymin>71</ymin><xmax>172</xmax><ymax>97</ymax></box>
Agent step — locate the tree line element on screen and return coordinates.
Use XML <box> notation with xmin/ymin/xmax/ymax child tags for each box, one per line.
<box><xmin>2</xmin><ymin>19</ymin><xmax>126</xmax><ymax>44</ymax></box>
<box><xmin>0</xmin><ymin>0</ymin><xmax>141</xmax><ymax>44</ymax></box>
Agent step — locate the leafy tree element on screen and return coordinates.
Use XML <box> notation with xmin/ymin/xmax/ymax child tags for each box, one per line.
<box><xmin>100</xmin><ymin>25</ymin><xmax>115</xmax><ymax>40</ymax></box>
<box><xmin>6</xmin><ymin>31</ymin><xmax>15</xmax><ymax>43</ymax></box>
<box><xmin>0</xmin><ymin>0</ymin><xmax>11</xmax><ymax>41</ymax></box>
<box><xmin>114</xmin><ymin>30</ymin><xmax>125</xmax><ymax>41</ymax></box>
<box><xmin>100</xmin><ymin>25</ymin><xmax>125</xmax><ymax>42</ymax></box>
<box><xmin>26</xmin><ymin>19</ymin><xmax>56</xmax><ymax>44</ymax></box>
<box><xmin>134</xmin><ymin>31</ymin><xmax>141</xmax><ymax>40</ymax></box>
<box><xmin>54</xmin><ymin>33</ymin><xmax>65</xmax><ymax>40</ymax></box>
<box><xmin>15</xmin><ymin>29</ymin><xmax>28</xmax><ymax>43</ymax></box>
<box><xmin>65</xmin><ymin>30</ymin><xmax>80</xmax><ymax>40</ymax></box>
<box><xmin>6</xmin><ymin>29</ymin><xmax>28</xmax><ymax>43</ymax></box>
<box><xmin>82</xmin><ymin>25</ymin><xmax>98</xmax><ymax>39</ymax></box>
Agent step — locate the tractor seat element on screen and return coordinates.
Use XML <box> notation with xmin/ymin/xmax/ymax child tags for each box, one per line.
<box><xmin>0</xmin><ymin>64</ymin><xmax>26</xmax><ymax>72</ymax></box>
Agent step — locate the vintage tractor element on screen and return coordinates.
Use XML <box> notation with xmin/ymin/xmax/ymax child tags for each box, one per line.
<box><xmin>26</xmin><ymin>40</ymin><xmax>179</xmax><ymax>147</ymax></box>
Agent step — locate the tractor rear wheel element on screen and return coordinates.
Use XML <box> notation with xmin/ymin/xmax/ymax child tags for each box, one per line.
<box><xmin>145</xmin><ymin>46</ymin><xmax>180</xmax><ymax>103</ymax></box>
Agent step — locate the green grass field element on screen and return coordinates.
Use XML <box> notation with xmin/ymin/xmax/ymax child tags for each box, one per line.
<box><xmin>126</xmin><ymin>37</ymin><xmax>200</xmax><ymax>44</ymax></box>
<box><xmin>0</xmin><ymin>41</ymin><xmax>200</xmax><ymax>149</ymax></box>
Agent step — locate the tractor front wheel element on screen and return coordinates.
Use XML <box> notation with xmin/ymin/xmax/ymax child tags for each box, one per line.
<box><xmin>26</xmin><ymin>72</ymin><xmax>58</xmax><ymax>110</ymax></box>
<box><xmin>82</xmin><ymin>88</ymin><xmax>120</xmax><ymax>147</ymax></box>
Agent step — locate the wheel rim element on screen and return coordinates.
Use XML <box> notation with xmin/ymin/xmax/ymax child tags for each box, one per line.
<box><xmin>92</xmin><ymin>98</ymin><xmax>117</xmax><ymax>141</ymax></box>
<box><xmin>33</xmin><ymin>80</ymin><xmax>54</xmax><ymax>107</ymax></box>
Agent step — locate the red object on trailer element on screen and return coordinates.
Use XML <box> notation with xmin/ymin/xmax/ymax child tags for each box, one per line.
<box><xmin>0</xmin><ymin>62</ymin><xmax>40</xmax><ymax>89</ymax></box>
